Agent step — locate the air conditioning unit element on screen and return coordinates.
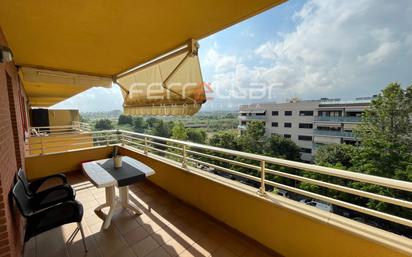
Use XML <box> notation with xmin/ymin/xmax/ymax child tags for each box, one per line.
<box><xmin>0</xmin><ymin>46</ymin><xmax>13</xmax><ymax>63</ymax></box>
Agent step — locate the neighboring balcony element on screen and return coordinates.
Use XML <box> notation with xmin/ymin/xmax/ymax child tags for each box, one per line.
<box><xmin>314</xmin><ymin>116</ymin><xmax>362</xmax><ymax>123</ymax></box>
<box><xmin>238</xmin><ymin>115</ymin><xmax>266</xmax><ymax>121</ymax></box>
<box><xmin>313</xmin><ymin>129</ymin><xmax>355</xmax><ymax>138</ymax></box>
<box><xmin>24</xmin><ymin>128</ymin><xmax>412</xmax><ymax>257</ymax></box>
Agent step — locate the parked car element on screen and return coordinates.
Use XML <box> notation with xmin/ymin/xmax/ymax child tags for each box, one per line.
<box><xmin>299</xmin><ymin>199</ymin><xmax>334</xmax><ymax>212</ymax></box>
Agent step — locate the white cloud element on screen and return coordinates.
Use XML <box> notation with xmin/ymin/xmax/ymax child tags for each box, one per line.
<box><xmin>52</xmin><ymin>84</ymin><xmax>123</xmax><ymax>112</ymax></box>
<box><xmin>203</xmin><ymin>0</ymin><xmax>412</xmax><ymax>110</ymax></box>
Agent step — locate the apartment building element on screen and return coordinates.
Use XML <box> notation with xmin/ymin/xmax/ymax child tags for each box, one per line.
<box><xmin>313</xmin><ymin>98</ymin><xmax>371</xmax><ymax>152</ymax></box>
<box><xmin>239</xmin><ymin>97</ymin><xmax>372</xmax><ymax>162</ymax></box>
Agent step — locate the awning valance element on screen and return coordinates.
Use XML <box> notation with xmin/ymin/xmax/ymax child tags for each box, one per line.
<box><xmin>19</xmin><ymin>67</ymin><xmax>112</xmax><ymax>107</ymax></box>
<box><xmin>117</xmin><ymin>41</ymin><xmax>206</xmax><ymax>116</ymax></box>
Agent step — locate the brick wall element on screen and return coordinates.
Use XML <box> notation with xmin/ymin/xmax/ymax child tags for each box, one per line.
<box><xmin>0</xmin><ymin>27</ymin><xmax>26</xmax><ymax>257</ymax></box>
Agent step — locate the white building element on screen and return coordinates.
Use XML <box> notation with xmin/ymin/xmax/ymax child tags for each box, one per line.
<box><xmin>239</xmin><ymin>97</ymin><xmax>372</xmax><ymax>162</ymax></box>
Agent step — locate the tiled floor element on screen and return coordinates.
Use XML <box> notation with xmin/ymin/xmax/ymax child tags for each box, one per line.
<box><xmin>24</xmin><ymin>174</ymin><xmax>281</xmax><ymax>257</ymax></box>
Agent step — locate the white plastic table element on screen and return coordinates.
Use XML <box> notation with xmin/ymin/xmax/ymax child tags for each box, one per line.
<box><xmin>82</xmin><ymin>156</ymin><xmax>155</xmax><ymax>229</ymax></box>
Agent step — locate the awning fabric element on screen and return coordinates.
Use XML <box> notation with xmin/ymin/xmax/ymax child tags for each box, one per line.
<box><xmin>0</xmin><ymin>0</ymin><xmax>285</xmax><ymax>76</ymax></box>
<box><xmin>117</xmin><ymin>42</ymin><xmax>206</xmax><ymax>116</ymax></box>
<box><xmin>20</xmin><ymin>67</ymin><xmax>112</xmax><ymax>107</ymax></box>
<box><xmin>0</xmin><ymin>0</ymin><xmax>285</xmax><ymax>110</ymax></box>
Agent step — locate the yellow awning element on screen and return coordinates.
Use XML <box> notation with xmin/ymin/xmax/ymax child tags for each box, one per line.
<box><xmin>0</xmin><ymin>0</ymin><xmax>285</xmax><ymax>77</ymax></box>
<box><xmin>117</xmin><ymin>40</ymin><xmax>206</xmax><ymax>115</ymax></box>
<box><xmin>20</xmin><ymin>67</ymin><xmax>112</xmax><ymax>107</ymax></box>
<box><xmin>0</xmin><ymin>0</ymin><xmax>285</xmax><ymax>109</ymax></box>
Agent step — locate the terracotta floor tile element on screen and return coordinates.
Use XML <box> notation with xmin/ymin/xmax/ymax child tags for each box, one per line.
<box><xmin>211</xmin><ymin>247</ymin><xmax>238</xmax><ymax>257</ymax></box>
<box><xmin>162</xmin><ymin>238</ymin><xmax>193</xmax><ymax>257</ymax></box>
<box><xmin>131</xmin><ymin>236</ymin><xmax>160</xmax><ymax>257</ymax></box>
<box><xmin>123</xmin><ymin>226</ymin><xmax>151</xmax><ymax>246</ymax></box>
<box><xmin>145</xmin><ymin>247</ymin><xmax>171</xmax><ymax>257</ymax></box>
<box><xmin>27</xmin><ymin>175</ymin><xmax>280</xmax><ymax>257</ymax></box>
<box><xmin>223</xmin><ymin>238</ymin><xmax>248</xmax><ymax>256</ymax></box>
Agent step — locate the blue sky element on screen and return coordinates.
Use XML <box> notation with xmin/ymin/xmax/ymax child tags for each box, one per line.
<box><xmin>55</xmin><ymin>0</ymin><xmax>412</xmax><ymax>112</ymax></box>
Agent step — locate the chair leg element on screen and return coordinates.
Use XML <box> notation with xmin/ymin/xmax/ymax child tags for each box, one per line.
<box><xmin>78</xmin><ymin>222</ymin><xmax>88</xmax><ymax>252</ymax></box>
<box><xmin>66</xmin><ymin>227</ymin><xmax>80</xmax><ymax>245</ymax></box>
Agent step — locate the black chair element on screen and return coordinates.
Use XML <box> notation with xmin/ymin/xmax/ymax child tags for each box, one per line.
<box><xmin>17</xmin><ymin>169</ymin><xmax>75</xmax><ymax>210</ymax></box>
<box><xmin>12</xmin><ymin>180</ymin><xmax>88</xmax><ymax>251</ymax></box>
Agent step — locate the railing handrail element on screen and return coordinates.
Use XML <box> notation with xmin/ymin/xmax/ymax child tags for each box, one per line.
<box><xmin>25</xmin><ymin>128</ymin><xmax>412</xmax><ymax>231</ymax></box>
<box><xmin>119</xmin><ymin>130</ymin><xmax>412</xmax><ymax>193</ymax></box>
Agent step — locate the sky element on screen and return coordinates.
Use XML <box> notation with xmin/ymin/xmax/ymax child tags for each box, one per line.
<box><xmin>54</xmin><ymin>0</ymin><xmax>412</xmax><ymax>112</ymax></box>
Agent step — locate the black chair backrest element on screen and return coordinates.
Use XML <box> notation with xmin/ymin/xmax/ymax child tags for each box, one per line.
<box><xmin>12</xmin><ymin>180</ymin><xmax>33</xmax><ymax>217</ymax></box>
<box><xmin>17</xmin><ymin>168</ymin><xmax>33</xmax><ymax>196</ymax></box>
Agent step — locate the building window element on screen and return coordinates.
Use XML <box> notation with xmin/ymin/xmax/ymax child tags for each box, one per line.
<box><xmin>240</xmin><ymin>113</ymin><xmax>247</xmax><ymax>116</ymax></box>
<box><xmin>272</xmin><ymin>111</ymin><xmax>278</xmax><ymax>116</ymax></box>
<box><xmin>284</xmin><ymin>111</ymin><xmax>292</xmax><ymax>116</ymax></box>
<box><xmin>284</xmin><ymin>122</ymin><xmax>292</xmax><ymax>128</ymax></box>
<box><xmin>318</xmin><ymin>110</ymin><xmax>342</xmax><ymax>117</ymax></box>
<box><xmin>284</xmin><ymin>134</ymin><xmax>291</xmax><ymax>139</ymax></box>
<box><xmin>298</xmin><ymin>135</ymin><xmax>313</xmax><ymax>141</ymax></box>
<box><xmin>299</xmin><ymin>110</ymin><xmax>314</xmax><ymax>116</ymax></box>
<box><xmin>241</xmin><ymin>121</ymin><xmax>246</xmax><ymax>125</ymax></box>
<box><xmin>255</xmin><ymin>111</ymin><xmax>266</xmax><ymax>116</ymax></box>
<box><xmin>271</xmin><ymin>122</ymin><xmax>278</xmax><ymax>127</ymax></box>
<box><xmin>299</xmin><ymin>123</ymin><xmax>313</xmax><ymax>129</ymax></box>
<box><xmin>300</xmin><ymin>148</ymin><xmax>312</xmax><ymax>154</ymax></box>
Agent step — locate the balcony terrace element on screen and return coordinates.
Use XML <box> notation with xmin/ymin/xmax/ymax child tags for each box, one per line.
<box><xmin>23</xmin><ymin>127</ymin><xmax>412</xmax><ymax>257</ymax></box>
<box><xmin>24</xmin><ymin>173</ymin><xmax>279</xmax><ymax>257</ymax></box>
<box><xmin>313</xmin><ymin>116</ymin><xmax>362</xmax><ymax>123</ymax></box>
<box><xmin>313</xmin><ymin>129</ymin><xmax>355</xmax><ymax>139</ymax></box>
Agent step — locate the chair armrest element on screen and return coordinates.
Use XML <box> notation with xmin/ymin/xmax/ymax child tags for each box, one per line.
<box><xmin>29</xmin><ymin>174</ymin><xmax>68</xmax><ymax>192</ymax></box>
<box><xmin>26</xmin><ymin>200</ymin><xmax>83</xmax><ymax>239</ymax></box>
<box><xmin>30</xmin><ymin>185</ymin><xmax>75</xmax><ymax>210</ymax></box>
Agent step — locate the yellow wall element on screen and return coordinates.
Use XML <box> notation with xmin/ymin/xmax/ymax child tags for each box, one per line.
<box><xmin>24</xmin><ymin>145</ymin><xmax>410</xmax><ymax>257</ymax></box>
<box><xmin>25</xmin><ymin>146</ymin><xmax>113</xmax><ymax>180</ymax></box>
<box><xmin>48</xmin><ymin>109</ymin><xmax>80</xmax><ymax>127</ymax></box>
<box><xmin>27</xmin><ymin>133</ymin><xmax>94</xmax><ymax>155</ymax></box>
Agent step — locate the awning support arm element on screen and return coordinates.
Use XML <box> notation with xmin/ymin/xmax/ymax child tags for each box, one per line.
<box><xmin>116</xmin><ymin>39</ymin><xmax>199</xmax><ymax>97</ymax></box>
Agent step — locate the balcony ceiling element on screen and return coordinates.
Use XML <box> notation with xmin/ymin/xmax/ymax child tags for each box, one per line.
<box><xmin>0</xmin><ymin>0</ymin><xmax>285</xmax><ymax>77</ymax></box>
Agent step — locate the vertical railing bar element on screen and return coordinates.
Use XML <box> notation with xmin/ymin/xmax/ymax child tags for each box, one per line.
<box><xmin>182</xmin><ymin>145</ymin><xmax>188</xmax><ymax>169</ymax></box>
<box><xmin>259</xmin><ymin>160</ymin><xmax>266</xmax><ymax>196</ymax></box>
<box><xmin>144</xmin><ymin>137</ymin><xmax>148</xmax><ymax>155</ymax></box>
<box><xmin>40</xmin><ymin>136</ymin><xmax>45</xmax><ymax>155</ymax></box>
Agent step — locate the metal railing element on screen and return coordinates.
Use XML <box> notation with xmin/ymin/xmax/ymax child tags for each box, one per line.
<box><xmin>30</xmin><ymin>121</ymin><xmax>91</xmax><ymax>136</ymax></box>
<box><xmin>26</xmin><ymin>130</ymin><xmax>118</xmax><ymax>155</ymax></box>
<box><xmin>314</xmin><ymin>116</ymin><xmax>362</xmax><ymax>123</ymax></box>
<box><xmin>238</xmin><ymin>115</ymin><xmax>266</xmax><ymax>121</ymax></box>
<box><xmin>313</xmin><ymin>129</ymin><xmax>355</xmax><ymax>138</ymax></box>
<box><xmin>26</xmin><ymin>128</ymin><xmax>412</xmax><ymax>233</ymax></box>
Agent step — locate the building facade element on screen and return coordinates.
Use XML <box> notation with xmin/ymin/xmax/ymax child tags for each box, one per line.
<box><xmin>239</xmin><ymin>97</ymin><xmax>372</xmax><ymax>162</ymax></box>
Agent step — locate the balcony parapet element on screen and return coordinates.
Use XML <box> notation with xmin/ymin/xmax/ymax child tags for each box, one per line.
<box><xmin>313</xmin><ymin>129</ymin><xmax>355</xmax><ymax>138</ymax></box>
<box><xmin>314</xmin><ymin>116</ymin><xmax>362</xmax><ymax>123</ymax></box>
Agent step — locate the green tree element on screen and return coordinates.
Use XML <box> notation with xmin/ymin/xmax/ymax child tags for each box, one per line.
<box><xmin>244</xmin><ymin>121</ymin><xmax>265</xmax><ymax>140</ymax></box>
<box><xmin>149</xmin><ymin>120</ymin><xmax>173</xmax><ymax>138</ymax></box>
<box><xmin>263</xmin><ymin>135</ymin><xmax>301</xmax><ymax>161</ymax></box>
<box><xmin>352</xmin><ymin>83</ymin><xmax>412</xmax><ymax>218</ymax></box>
<box><xmin>146</xmin><ymin>117</ymin><xmax>161</xmax><ymax>128</ymax></box>
<box><xmin>95</xmin><ymin>119</ymin><xmax>113</xmax><ymax>130</ymax></box>
<box><xmin>354</xmin><ymin>83</ymin><xmax>411</xmax><ymax>179</ymax></box>
<box><xmin>171</xmin><ymin>122</ymin><xmax>188</xmax><ymax>140</ymax></box>
<box><xmin>238</xmin><ymin>121</ymin><xmax>266</xmax><ymax>154</ymax></box>
<box><xmin>118</xmin><ymin>115</ymin><xmax>133</xmax><ymax>125</ymax></box>
<box><xmin>187</xmin><ymin>128</ymin><xmax>207</xmax><ymax>144</ymax></box>
<box><xmin>315</xmin><ymin>144</ymin><xmax>356</xmax><ymax>169</ymax></box>
<box><xmin>133</xmin><ymin>117</ymin><xmax>147</xmax><ymax>133</ymax></box>
<box><xmin>208</xmin><ymin>131</ymin><xmax>239</xmax><ymax>150</ymax></box>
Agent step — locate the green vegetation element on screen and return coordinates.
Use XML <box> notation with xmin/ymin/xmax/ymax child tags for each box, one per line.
<box><xmin>305</xmin><ymin>83</ymin><xmax>412</xmax><ymax>219</ymax></box>
<box><xmin>83</xmin><ymin>83</ymin><xmax>411</xmax><ymax>221</ymax></box>
<box><xmin>94</xmin><ymin>119</ymin><xmax>113</xmax><ymax>130</ymax></box>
